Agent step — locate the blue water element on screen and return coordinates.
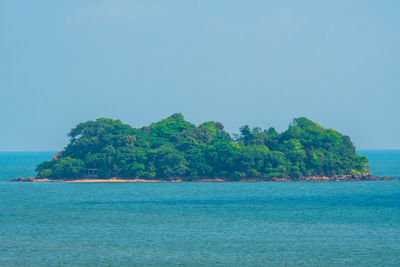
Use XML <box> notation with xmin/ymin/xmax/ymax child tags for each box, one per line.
<box><xmin>359</xmin><ymin>150</ymin><xmax>400</xmax><ymax>178</ymax></box>
<box><xmin>1</xmin><ymin>151</ymin><xmax>400</xmax><ymax>266</ymax></box>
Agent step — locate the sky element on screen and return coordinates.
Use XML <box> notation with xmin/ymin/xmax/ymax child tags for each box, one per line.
<box><xmin>1</xmin><ymin>0</ymin><xmax>399</xmax><ymax>151</ymax></box>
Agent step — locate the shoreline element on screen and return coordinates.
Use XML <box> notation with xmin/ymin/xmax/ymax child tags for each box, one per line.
<box><xmin>11</xmin><ymin>175</ymin><xmax>396</xmax><ymax>183</ymax></box>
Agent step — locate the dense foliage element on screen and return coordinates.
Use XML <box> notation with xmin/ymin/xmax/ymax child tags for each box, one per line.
<box><xmin>36</xmin><ymin>113</ymin><xmax>370</xmax><ymax>180</ymax></box>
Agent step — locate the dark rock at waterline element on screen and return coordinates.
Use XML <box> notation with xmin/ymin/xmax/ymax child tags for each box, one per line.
<box><xmin>302</xmin><ymin>174</ymin><xmax>394</xmax><ymax>181</ymax></box>
<box><xmin>10</xmin><ymin>175</ymin><xmax>395</xmax><ymax>182</ymax></box>
<box><xmin>11</xmin><ymin>177</ymin><xmax>34</xmax><ymax>182</ymax></box>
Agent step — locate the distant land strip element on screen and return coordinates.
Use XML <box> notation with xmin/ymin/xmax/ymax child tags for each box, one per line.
<box><xmin>15</xmin><ymin>113</ymin><xmax>390</xmax><ymax>182</ymax></box>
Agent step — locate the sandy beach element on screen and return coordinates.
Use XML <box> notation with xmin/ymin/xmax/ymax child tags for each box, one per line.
<box><xmin>31</xmin><ymin>178</ymin><xmax>167</xmax><ymax>183</ymax></box>
<box><xmin>65</xmin><ymin>178</ymin><xmax>165</xmax><ymax>183</ymax></box>
<box><xmin>12</xmin><ymin>175</ymin><xmax>394</xmax><ymax>183</ymax></box>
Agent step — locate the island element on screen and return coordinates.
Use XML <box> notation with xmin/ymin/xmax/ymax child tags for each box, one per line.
<box><xmin>14</xmin><ymin>113</ymin><xmax>392</xmax><ymax>182</ymax></box>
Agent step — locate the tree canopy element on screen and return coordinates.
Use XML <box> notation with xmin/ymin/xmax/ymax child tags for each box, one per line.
<box><xmin>36</xmin><ymin>114</ymin><xmax>370</xmax><ymax>180</ymax></box>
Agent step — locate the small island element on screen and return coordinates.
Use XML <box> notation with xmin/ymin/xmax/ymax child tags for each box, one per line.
<box><xmin>15</xmin><ymin>113</ymin><xmax>391</xmax><ymax>182</ymax></box>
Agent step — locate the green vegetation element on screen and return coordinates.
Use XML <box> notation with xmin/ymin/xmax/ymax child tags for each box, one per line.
<box><xmin>36</xmin><ymin>113</ymin><xmax>370</xmax><ymax>180</ymax></box>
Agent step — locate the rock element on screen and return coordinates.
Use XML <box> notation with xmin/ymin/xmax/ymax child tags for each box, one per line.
<box><xmin>10</xmin><ymin>177</ymin><xmax>34</xmax><ymax>182</ymax></box>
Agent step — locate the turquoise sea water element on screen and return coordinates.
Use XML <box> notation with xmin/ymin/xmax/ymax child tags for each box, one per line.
<box><xmin>358</xmin><ymin>150</ymin><xmax>400</xmax><ymax>178</ymax></box>
<box><xmin>0</xmin><ymin>151</ymin><xmax>400</xmax><ymax>266</ymax></box>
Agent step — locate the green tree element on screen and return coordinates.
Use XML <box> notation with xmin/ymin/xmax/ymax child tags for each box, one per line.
<box><xmin>52</xmin><ymin>157</ymin><xmax>85</xmax><ymax>179</ymax></box>
<box><xmin>35</xmin><ymin>114</ymin><xmax>370</xmax><ymax>180</ymax></box>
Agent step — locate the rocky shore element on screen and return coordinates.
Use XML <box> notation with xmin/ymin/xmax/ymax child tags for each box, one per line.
<box><xmin>10</xmin><ymin>174</ymin><xmax>396</xmax><ymax>183</ymax></box>
<box><xmin>11</xmin><ymin>177</ymin><xmax>36</xmax><ymax>182</ymax></box>
<box><xmin>294</xmin><ymin>174</ymin><xmax>393</xmax><ymax>182</ymax></box>
<box><xmin>237</xmin><ymin>174</ymin><xmax>394</xmax><ymax>182</ymax></box>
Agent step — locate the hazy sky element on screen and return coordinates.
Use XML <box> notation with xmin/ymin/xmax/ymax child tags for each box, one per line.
<box><xmin>1</xmin><ymin>0</ymin><xmax>399</xmax><ymax>151</ymax></box>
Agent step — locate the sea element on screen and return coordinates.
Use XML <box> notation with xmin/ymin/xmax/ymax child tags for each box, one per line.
<box><xmin>0</xmin><ymin>151</ymin><xmax>399</xmax><ymax>266</ymax></box>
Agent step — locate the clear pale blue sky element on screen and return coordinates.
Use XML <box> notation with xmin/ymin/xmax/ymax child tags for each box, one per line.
<box><xmin>1</xmin><ymin>0</ymin><xmax>399</xmax><ymax>151</ymax></box>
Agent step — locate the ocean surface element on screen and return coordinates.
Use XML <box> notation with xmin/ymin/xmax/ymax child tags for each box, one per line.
<box><xmin>0</xmin><ymin>151</ymin><xmax>399</xmax><ymax>266</ymax></box>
